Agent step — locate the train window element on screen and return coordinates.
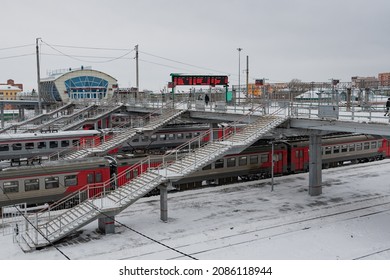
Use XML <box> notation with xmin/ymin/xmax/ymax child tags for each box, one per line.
<box><xmin>325</xmin><ymin>146</ymin><xmax>332</xmax><ymax>155</ymax></box>
<box><xmin>239</xmin><ymin>156</ymin><xmax>247</xmax><ymax>166</ymax></box>
<box><xmin>349</xmin><ymin>144</ymin><xmax>355</xmax><ymax>152</ymax></box>
<box><xmin>260</xmin><ymin>154</ymin><xmax>268</xmax><ymax>163</ymax></box>
<box><xmin>168</xmin><ymin>134</ymin><xmax>175</xmax><ymax>140</ymax></box>
<box><xmin>0</xmin><ymin>144</ymin><xmax>9</xmax><ymax>151</ymax></box>
<box><xmin>356</xmin><ymin>143</ymin><xmax>362</xmax><ymax>151</ymax></box>
<box><xmin>341</xmin><ymin>145</ymin><xmax>348</xmax><ymax>152</ymax></box>
<box><xmin>160</xmin><ymin>134</ymin><xmax>166</xmax><ymax>140</ymax></box>
<box><xmin>133</xmin><ymin>169</ymin><xmax>139</xmax><ymax>178</ymax></box>
<box><xmin>333</xmin><ymin>146</ymin><xmax>340</xmax><ymax>154</ymax></box>
<box><xmin>38</xmin><ymin>142</ymin><xmax>46</xmax><ymax>149</ymax></box>
<box><xmin>87</xmin><ymin>173</ymin><xmax>94</xmax><ymax>184</ymax></box>
<box><xmin>186</xmin><ymin>133</ymin><xmax>192</xmax><ymax>139</ymax></box>
<box><xmin>25</xmin><ymin>142</ymin><xmax>34</xmax><ymax>149</ymax></box>
<box><xmin>151</xmin><ymin>135</ymin><xmax>157</xmax><ymax>141</ymax></box>
<box><xmin>12</xmin><ymin>143</ymin><xmax>22</xmax><ymax>150</ymax></box>
<box><xmin>227</xmin><ymin>157</ymin><xmax>236</xmax><ymax>167</ymax></box>
<box><xmin>132</xmin><ymin>138</ymin><xmax>140</xmax><ymax>142</ymax></box>
<box><xmin>64</xmin><ymin>175</ymin><xmax>77</xmax><ymax>187</ymax></box>
<box><xmin>215</xmin><ymin>159</ymin><xmax>224</xmax><ymax>169</ymax></box>
<box><xmin>296</xmin><ymin>150</ymin><xmax>303</xmax><ymax>158</ymax></box>
<box><xmin>25</xmin><ymin>179</ymin><xmax>39</xmax><ymax>191</ymax></box>
<box><xmin>72</xmin><ymin>140</ymin><xmax>80</xmax><ymax>146</ymax></box>
<box><xmin>126</xmin><ymin>170</ymin><xmax>131</xmax><ymax>180</ymax></box>
<box><xmin>202</xmin><ymin>164</ymin><xmax>211</xmax><ymax>170</ymax></box>
<box><xmin>95</xmin><ymin>173</ymin><xmax>102</xmax><ymax>183</ymax></box>
<box><xmin>45</xmin><ymin>177</ymin><xmax>59</xmax><ymax>189</ymax></box>
<box><xmin>378</xmin><ymin>141</ymin><xmax>383</xmax><ymax>148</ymax></box>
<box><xmin>371</xmin><ymin>141</ymin><xmax>377</xmax><ymax>149</ymax></box>
<box><xmin>177</xmin><ymin>133</ymin><xmax>183</xmax><ymax>139</ymax></box>
<box><xmin>49</xmin><ymin>141</ymin><xmax>58</xmax><ymax>148</ymax></box>
<box><xmin>363</xmin><ymin>142</ymin><xmax>370</xmax><ymax>150</ymax></box>
<box><xmin>250</xmin><ymin>155</ymin><xmax>258</xmax><ymax>164</ymax></box>
<box><xmin>61</xmin><ymin>140</ymin><xmax>70</xmax><ymax>147</ymax></box>
<box><xmin>3</xmin><ymin>181</ymin><xmax>19</xmax><ymax>194</ymax></box>
<box><xmin>141</xmin><ymin>136</ymin><xmax>149</xmax><ymax>142</ymax></box>
<box><xmin>194</xmin><ymin>132</ymin><xmax>200</xmax><ymax>137</ymax></box>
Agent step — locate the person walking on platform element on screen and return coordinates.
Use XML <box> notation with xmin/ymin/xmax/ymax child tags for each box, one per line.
<box><xmin>385</xmin><ymin>98</ymin><xmax>390</xmax><ymax>116</ymax></box>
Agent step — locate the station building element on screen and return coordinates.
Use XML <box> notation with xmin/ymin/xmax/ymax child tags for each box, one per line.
<box><xmin>39</xmin><ymin>67</ymin><xmax>118</xmax><ymax>103</ymax></box>
<box><xmin>0</xmin><ymin>79</ymin><xmax>23</xmax><ymax>109</ymax></box>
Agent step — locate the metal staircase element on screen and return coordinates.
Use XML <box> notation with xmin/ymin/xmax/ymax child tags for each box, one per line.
<box><xmin>60</xmin><ymin>104</ymin><xmax>125</xmax><ymax>131</ymax></box>
<box><xmin>17</xmin><ymin>108</ymin><xmax>288</xmax><ymax>251</ymax></box>
<box><xmin>53</xmin><ymin>106</ymin><xmax>187</xmax><ymax>161</ymax></box>
<box><xmin>27</xmin><ymin>104</ymin><xmax>98</xmax><ymax>132</ymax></box>
<box><xmin>0</xmin><ymin>103</ymin><xmax>75</xmax><ymax>133</ymax></box>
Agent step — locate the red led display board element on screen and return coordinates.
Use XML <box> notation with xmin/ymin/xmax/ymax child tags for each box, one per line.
<box><xmin>171</xmin><ymin>75</ymin><xmax>228</xmax><ymax>86</ymax></box>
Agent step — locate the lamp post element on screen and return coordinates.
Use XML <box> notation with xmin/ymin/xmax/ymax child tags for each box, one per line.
<box><xmin>35</xmin><ymin>38</ymin><xmax>42</xmax><ymax>115</ymax></box>
<box><xmin>237</xmin><ymin>48</ymin><xmax>243</xmax><ymax>105</ymax></box>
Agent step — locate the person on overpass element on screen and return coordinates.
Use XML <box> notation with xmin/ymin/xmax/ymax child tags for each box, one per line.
<box><xmin>385</xmin><ymin>98</ymin><xmax>390</xmax><ymax>116</ymax></box>
<box><xmin>205</xmin><ymin>94</ymin><xmax>210</xmax><ymax>106</ymax></box>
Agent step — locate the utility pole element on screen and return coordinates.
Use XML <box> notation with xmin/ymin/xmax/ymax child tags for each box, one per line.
<box><xmin>135</xmin><ymin>44</ymin><xmax>139</xmax><ymax>99</ymax></box>
<box><xmin>237</xmin><ymin>48</ymin><xmax>242</xmax><ymax>105</ymax></box>
<box><xmin>36</xmin><ymin>38</ymin><xmax>42</xmax><ymax>114</ymax></box>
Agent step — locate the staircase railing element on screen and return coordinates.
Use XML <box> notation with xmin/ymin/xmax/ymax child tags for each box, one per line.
<box><xmin>45</xmin><ymin>104</ymin><xmax>169</xmax><ymax>161</ymax></box>
<box><xmin>26</xmin><ymin>104</ymin><xmax>288</xmax><ymax>242</ymax></box>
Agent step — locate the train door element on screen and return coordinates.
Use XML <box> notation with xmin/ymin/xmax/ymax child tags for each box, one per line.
<box><xmin>86</xmin><ymin>170</ymin><xmax>104</xmax><ymax>198</ymax></box>
<box><xmin>274</xmin><ymin>152</ymin><xmax>283</xmax><ymax>174</ymax></box>
<box><xmin>294</xmin><ymin>148</ymin><xmax>305</xmax><ymax>172</ymax></box>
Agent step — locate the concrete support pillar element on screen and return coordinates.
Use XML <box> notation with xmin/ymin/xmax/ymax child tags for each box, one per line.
<box><xmin>309</xmin><ymin>133</ymin><xmax>322</xmax><ymax>196</ymax></box>
<box><xmin>159</xmin><ymin>184</ymin><xmax>169</xmax><ymax>222</ymax></box>
<box><xmin>98</xmin><ymin>215</ymin><xmax>115</xmax><ymax>234</ymax></box>
<box><xmin>346</xmin><ymin>88</ymin><xmax>351</xmax><ymax>111</ymax></box>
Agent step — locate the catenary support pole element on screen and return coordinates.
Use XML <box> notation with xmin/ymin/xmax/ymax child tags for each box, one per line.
<box><xmin>36</xmin><ymin>38</ymin><xmax>42</xmax><ymax>115</ymax></box>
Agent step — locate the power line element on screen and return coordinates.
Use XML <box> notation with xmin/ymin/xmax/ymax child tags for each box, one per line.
<box><xmin>140</xmin><ymin>50</ymin><xmax>232</xmax><ymax>75</ymax></box>
<box><xmin>50</xmin><ymin>44</ymin><xmax>133</xmax><ymax>52</ymax></box>
<box><xmin>0</xmin><ymin>53</ymin><xmax>35</xmax><ymax>60</ymax></box>
<box><xmin>0</xmin><ymin>44</ymin><xmax>35</xmax><ymax>51</ymax></box>
<box><xmin>41</xmin><ymin>52</ymin><xmax>133</xmax><ymax>60</ymax></box>
<box><xmin>139</xmin><ymin>58</ymin><xmax>201</xmax><ymax>73</ymax></box>
<box><xmin>40</xmin><ymin>40</ymin><xmax>134</xmax><ymax>64</ymax></box>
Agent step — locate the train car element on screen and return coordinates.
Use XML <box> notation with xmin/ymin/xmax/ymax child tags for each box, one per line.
<box><xmin>120</xmin><ymin>123</ymin><xmax>213</xmax><ymax>152</ymax></box>
<box><xmin>120</xmin><ymin>122</ymin><xmax>242</xmax><ymax>153</ymax></box>
<box><xmin>0</xmin><ymin>130</ymin><xmax>106</xmax><ymax>163</ymax></box>
<box><xmin>1</xmin><ymin>133</ymin><xmax>389</xmax><ymax>208</ymax></box>
<box><xmin>0</xmin><ymin>158</ymin><xmax>111</xmax><ymax>207</ymax></box>
<box><xmin>289</xmin><ymin>134</ymin><xmax>388</xmax><ymax>171</ymax></box>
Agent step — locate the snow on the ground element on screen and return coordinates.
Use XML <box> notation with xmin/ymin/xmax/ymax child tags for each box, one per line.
<box><xmin>1</xmin><ymin>159</ymin><xmax>390</xmax><ymax>260</ymax></box>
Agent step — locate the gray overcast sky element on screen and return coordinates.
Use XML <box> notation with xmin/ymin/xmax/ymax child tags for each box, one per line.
<box><xmin>1</xmin><ymin>0</ymin><xmax>390</xmax><ymax>91</ymax></box>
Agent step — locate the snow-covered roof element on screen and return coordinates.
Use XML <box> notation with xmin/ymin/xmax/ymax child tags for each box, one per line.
<box><xmin>0</xmin><ymin>85</ymin><xmax>22</xmax><ymax>91</ymax></box>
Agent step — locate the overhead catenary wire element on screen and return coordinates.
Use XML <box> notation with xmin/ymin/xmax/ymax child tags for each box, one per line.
<box><xmin>140</xmin><ymin>50</ymin><xmax>232</xmax><ymax>76</ymax></box>
<box><xmin>0</xmin><ymin>44</ymin><xmax>35</xmax><ymax>51</ymax></box>
<box><xmin>41</xmin><ymin>52</ymin><xmax>134</xmax><ymax>61</ymax></box>
<box><xmin>0</xmin><ymin>53</ymin><xmax>35</xmax><ymax>60</ymax></box>
<box><xmin>40</xmin><ymin>40</ymin><xmax>134</xmax><ymax>64</ymax></box>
